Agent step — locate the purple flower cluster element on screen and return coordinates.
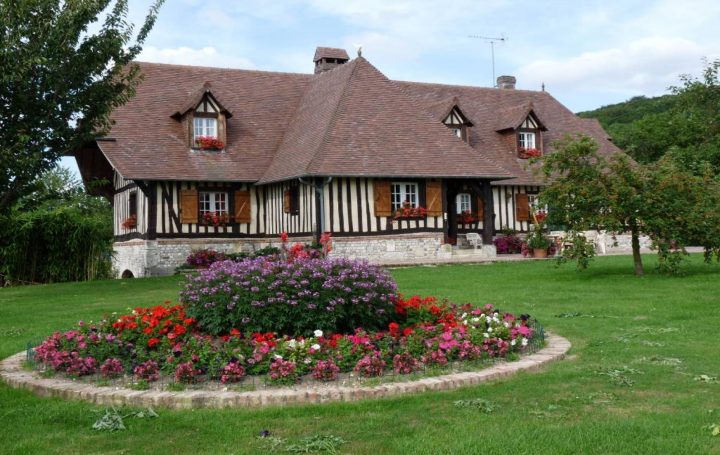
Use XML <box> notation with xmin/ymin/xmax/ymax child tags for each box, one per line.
<box><xmin>220</xmin><ymin>361</ymin><xmax>246</xmax><ymax>384</ymax></box>
<box><xmin>100</xmin><ymin>358</ymin><xmax>124</xmax><ymax>378</ymax></box>
<box><xmin>354</xmin><ymin>352</ymin><xmax>386</xmax><ymax>378</ymax></box>
<box><xmin>392</xmin><ymin>353</ymin><xmax>419</xmax><ymax>375</ymax></box>
<box><xmin>174</xmin><ymin>361</ymin><xmax>201</xmax><ymax>384</ymax></box>
<box><xmin>134</xmin><ymin>360</ymin><xmax>160</xmax><ymax>382</ymax></box>
<box><xmin>180</xmin><ymin>256</ymin><xmax>398</xmax><ymax>336</ymax></box>
<box><xmin>312</xmin><ymin>359</ymin><xmax>340</xmax><ymax>382</ymax></box>
<box><xmin>268</xmin><ymin>358</ymin><xmax>298</xmax><ymax>384</ymax></box>
<box><xmin>493</xmin><ymin>235</ymin><xmax>523</xmax><ymax>254</ymax></box>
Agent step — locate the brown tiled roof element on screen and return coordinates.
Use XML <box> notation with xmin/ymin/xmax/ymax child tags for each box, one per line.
<box><xmin>94</xmin><ymin>55</ymin><xmax>622</xmax><ymax>186</ymax></box>
<box><xmin>313</xmin><ymin>47</ymin><xmax>350</xmax><ymax>62</ymax></box>
<box><xmin>259</xmin><ymin>58</ymin><xmax>510</xmax><ymax>183</ymax></box>
<box><xmin>394</xmin><ymin>81</ymin><xmax>622</xmax><ymax>185</ymax></box>
<box><xmin>171</xmin><ymin>81</ymin><xmax>233</xmax><ymax>119</ymax></box>
<box><xmin>97</xmin><ymin>62</ymin><xmax>312</xmax><ymax>182</ymax></box>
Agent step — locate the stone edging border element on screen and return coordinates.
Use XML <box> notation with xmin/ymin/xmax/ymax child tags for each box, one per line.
<box><xmin>0</xmin><ymin>333</ymin><xmax>570</xmax><ymax>409</ymax></box>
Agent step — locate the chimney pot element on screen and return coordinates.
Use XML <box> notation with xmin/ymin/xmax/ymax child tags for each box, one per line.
<box><xmin>497</xmin><ymin>75</ymin><xmax>516</xmax><ymax>89</ymax></box>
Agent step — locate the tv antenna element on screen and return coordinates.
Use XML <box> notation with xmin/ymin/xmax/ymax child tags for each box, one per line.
<box><xmin>468</xmin><ymin>34</ymin><xmax>507</xmax><ymax>86</ymax></box>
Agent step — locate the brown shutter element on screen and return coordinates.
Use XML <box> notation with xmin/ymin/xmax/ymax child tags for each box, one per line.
<box><xmin>283</xmin><ymin>190</ymin><xmax>291</xmax><ymax>213</ymax></box>
<box><xmin>426</xmin><ymin>181</ymin><xmax>442</xmax><ymax>216</ymax></box>
<box><xmin>516</xmin><ymin>193</ymin><xmax>530</xmax><ymax>222</ymax></box>
<box><xmin>234</xmin><ymin>190</ymin><xmax>251</xmax><ymax>223</ymax></box>
<box><xmin>373</xmin><ymin>180</ymin><xmax>392</xmax><ymax>217</ymax></box>
<box><xmin>180</xmin><ymin>189</ymin><xmax>198</xmax><ymax>224</ymax></box>
<box><xmin>476</xmin><ymin>195</ymin><xmax>484</xmax><ymax>220</ymax></box>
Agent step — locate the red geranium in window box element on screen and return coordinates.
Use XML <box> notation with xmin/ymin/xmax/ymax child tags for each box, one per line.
<box><xmin>394</xmin><ymin>201</ymin><xmax>428</xmax><ymax>220</ymax></box>
<box><xmin>458</xmin><ymin>210</ymin><xmax>478</xmax><ymax>224</ymax></box>
<box><xmin>121</xmin><ymin>214</ymin><xmax>137</xmax><ymax>230</ymax></box>
<box><xmin>200</xmin><ymin>211</ymin><xmax>230</xmax><ymax>226</ymax></box>
<box><xmin>518</xmin><ymin>148</ymin><xmax>541</xmax><ymax>159</ymax></box>
<box><xmin>195</xmin><ymin>136</ymin><xmax>225</xmax><ymax>150</ymax></box>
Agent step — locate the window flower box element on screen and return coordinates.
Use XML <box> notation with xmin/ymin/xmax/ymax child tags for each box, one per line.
<box><xmin>393</xmin><ymin>202</ymin><xmax>427</xmax><ymax>220</ymax></box>
<box><xmin>518</xmin><ymin>148</ymin><xmax>541</xmax><ymax>159</ymax></box>
<box><xmin>121</xmin><ymin>214</ymin><xmax>137</xmax><ymax>230</ymax></box>
<box><xmin>458</xmin><ymin>210</ymin><xmax>478</xmax><ymax>224</ymax></box>
<box><xmin>195</xmin><ymin>136</ymin><xmax>225</xmax><ymax>150</ymax></box>
<box><xmin>200</xmin><ymin>211</ymin><xmax>230</xmax><ymax>226</ymax></box>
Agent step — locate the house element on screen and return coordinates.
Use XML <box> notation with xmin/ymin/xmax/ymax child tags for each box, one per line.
<box><xmin>73</xmin><ymin>46</ymin><xmax>621</xmax><ymax>277</ymax></box>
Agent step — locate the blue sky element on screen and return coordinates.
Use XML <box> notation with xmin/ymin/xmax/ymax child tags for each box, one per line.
<box><xmin>61</xmin><ymin>0</ymin><xmax>720</xmax><ymax>171</ymax></box>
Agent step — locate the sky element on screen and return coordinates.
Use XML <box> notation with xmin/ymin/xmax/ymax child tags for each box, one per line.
<box><xmin>61</xmin><ymin>0</ymin><xmax>720</xmax><ymax>171</ymax></box>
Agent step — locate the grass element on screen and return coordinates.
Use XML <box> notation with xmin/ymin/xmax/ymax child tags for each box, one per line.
<box><xmin>1</xmin><ymin>255</ymin><xmax>720</xmax><ymax>454</ymax></box>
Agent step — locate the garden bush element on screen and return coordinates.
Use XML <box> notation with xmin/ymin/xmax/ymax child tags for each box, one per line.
<box><xmin>180</xmin><ymin>257</ymin><xmax>398</xmax><ymax>336</ymax></box>
<box><xmin>493</xmin><ymin>234</ymin><xmax>523</xmax><ymax>254</ymax></box>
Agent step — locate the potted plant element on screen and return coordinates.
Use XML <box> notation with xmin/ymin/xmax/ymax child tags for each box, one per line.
<box><xmin>526</xmin><ymin>230</ymin><xmax>551</xmax><ymax>258</ymax></box>
<box><xmin>200</xmin><ymin>211</ymin><xmax>230</xmax><ymax>226</ymax></box>
<box><xmin>195</xmin><ymin>136</ymin><xmax>225</xmax><ymax>150</ymax></box>
<box><xmin>458</xmin><ymin>210</ymin><xmax>478</xmax><ymax>224</ymax></box>
<box><xmin>121</xmin><ymin>214</ymin><xmax>137</xmax><ymax>230</ymax></box>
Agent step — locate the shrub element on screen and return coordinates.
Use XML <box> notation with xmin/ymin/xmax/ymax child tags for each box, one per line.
<box><xmin>268</xmin><ymin>358</ymin><xmax>298</xmax><ymax>385</ymax></box>
<box><xmin>220</xmin><ymin>361</ymin><xmax>246</xmax><ymax>384</ymax></box>
<box><xmin>392</xmin><ymin>353</ymin><xmax>419</xmax><ymax>375</ymax></box>
<box><xmin>493</xmin><ymin>234</ymin><xmax>523</xmax><ymax>254</ymax></box>
<box><xmin>186</xmin><ymin>249</ymin><xmax>227</xmax><ymax>268</ymax></box>
<box><xmin>174</xmin><ymin>361</ymin><xmax>201</xmax><ymax>384</ymax></box>
<box><xmin>180</xmin><ymin>257</ymin><xmax>397</xmax><ymax>336</ymax></box>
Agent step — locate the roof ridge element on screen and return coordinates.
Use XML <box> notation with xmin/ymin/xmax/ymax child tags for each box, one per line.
<box><xmin>395</xmin><ymin>78</ymin><xmax>551</xmax><ymax>96</ymax></box>
<box><xmin>135</xmin><ymin>60</ymin><xmax>313</xmax><ymax>78</ymax></box>
<box><xmin>305</xmin><ymin>59</ymin><xmax>361</xmax><ymax>174</ymax></box>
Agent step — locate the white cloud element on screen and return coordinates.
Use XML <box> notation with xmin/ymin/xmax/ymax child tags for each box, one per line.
<box><xmin>138</xmin><ymin>46</ymin><xmax>256</xmax><ymax>69</ymax></box>
<box><xmin>515</xmin><ymin>36</ymin><xmax>713</xmax><ymax>96</ymax></box>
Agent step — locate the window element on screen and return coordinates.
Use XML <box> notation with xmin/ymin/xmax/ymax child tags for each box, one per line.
<box><xmin>199</xmin><ymin>191</ymin><xmax>227</xmax><ymax>215</ymax></box>
<box><xmin>391</xmin><ymin>182</ymin><xmax>418</xmax><ymax>211</ymax></box>
<box><xmin>451</xmin><ymin>127</ymin><xmax>463</xmax><ymax>139</ymax></box>
<box><xmin>456</xmin><ymin>193</ymin><xmax>471</xmax><ymax>214</ymax></box>
<box><xmin>518</xmin><ymin>131</ymin><xmax>536</xmax><ymax>149</ymax></box>
<box><xmin>128</xmin><ymin>192</ymin><xmax>137</xmax><ymax>217</ymax></box>
<box><xmin>194</xmin><ymin>117</ymin><xmax>217</xmax><ymax>139</ymax></box>
<box><xmin>527</xmin><ymin>194</ymin><xmax>547</xmax><ymax>213</ymax></box>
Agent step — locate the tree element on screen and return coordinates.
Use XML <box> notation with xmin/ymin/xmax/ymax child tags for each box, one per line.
<box><xmin>0</xmin><ymin>0</ymin><xmax>164</xmax><ymax>212</ymax></box>
<box><xmin>539</xmin><ymin>136</ymin><xmax>720</xmax><ymax>276</ymax></box>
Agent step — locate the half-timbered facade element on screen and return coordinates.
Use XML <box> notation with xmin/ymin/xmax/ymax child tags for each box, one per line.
<box><xmin>73</xmin><ymin>47</ymin><xmax>622</xmax><ymax>277</ymax></box>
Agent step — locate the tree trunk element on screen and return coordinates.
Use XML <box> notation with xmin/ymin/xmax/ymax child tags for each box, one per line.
<box><xmin>631</xmin><ymin>223</ymin><xmax>644</xmax><ymax>276</ymax></box>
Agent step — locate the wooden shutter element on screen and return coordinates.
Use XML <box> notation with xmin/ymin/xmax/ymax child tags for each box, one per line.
<box><xmin>426</xmin><ymin>181</ymin><xmax>443</xmax><ymax>216</ymax></box>
<box><xmin>180</xmin><ymin>189</ymin><xmax>198</xmax><ymax>224</ymax></box>
<box><xmin>283</xmin><ymin>190</ymin><xmax>291</xmax><ymax>213</ymax></box>
<box><xmin>234</xmin><ymin>190</ymin><xmax>251</xmax><ymax>223</ymax></box>
<box><xmin>373</xmin><ymin>180</ymin><xmax>392</xmax><ymax>217</ymax></box>
<box><xmin>476</xmin><ymin>195</ymin><xmax>484</xmax><ymax>220</ymax></box>
<box><xmin>515</xmin><ymin>193</ymin><xmax>530</xmax><ymax>222</ymax></box>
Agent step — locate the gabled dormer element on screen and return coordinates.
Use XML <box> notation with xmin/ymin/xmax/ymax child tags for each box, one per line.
<box><xmin>494</xmin><ymin>102</ymin><xmax>547</xmax><ymax>158</ymax></box>
<box><xmin>428</xmin><ymin>96</ymin><xmax>474</xmax><ymax>142</ymax></box>
<box><xmin>171</xmin><ymin>82</ymin><xmax>233</xmax><ymax>151</ymax></box>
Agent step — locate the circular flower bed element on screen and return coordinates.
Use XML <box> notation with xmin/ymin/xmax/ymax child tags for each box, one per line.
<box><xmin>31</xmin><ymin>292</ymin><xmax>541</xmax><ymax>388</ymax></box>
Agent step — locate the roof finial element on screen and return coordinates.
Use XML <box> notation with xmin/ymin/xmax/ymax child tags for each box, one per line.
<box><xmin>541</xmin><ymin>82</ymin><xmax>545</xmax><ymax>92</ymax></box>
<box><xmin>354</xmin><ymin>44</ymin><xmax>363</xmax><ymax>58</ymax></box>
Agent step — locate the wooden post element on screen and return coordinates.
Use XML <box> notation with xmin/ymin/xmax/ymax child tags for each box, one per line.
<box><xmin>482</xmin><ymin>180</ymin><xmax>494</xmax><ymax>245</ymax></box>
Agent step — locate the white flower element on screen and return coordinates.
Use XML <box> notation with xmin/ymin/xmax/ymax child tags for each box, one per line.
<box><xmin>304</xmin><ymin>357</ymin><xmax>312</xmax><ymax>364</ymax></box>
<box><xmin>488</xmin><ymin>327</ymin><xmax>493</xmax><ymax>332</ymax></box>
<box><xmin>486</xmin><ymin>317</ymin><xmax>492</xmax><ymax>324</ymax></box>
<box><xmin>314</xmin><ymin>329</ymin><xmax>324</xmax><ymax>338</ymax></box>
<box><xmin>521</xmin><ymin>337</ymin><xmax>529</xmax><ymax>347</ymax></box>
<box><xmin>286</xmin><ymin>339</ymin><xmax>297</xmax><ymax>349</ymax></box>
<box><xmin>471</xmin><ymin>317</ymin><xmax>480</xmax><ymax>323</ymax></box>
<box><xmin>503</xmin><ymin>322</ymin><xmax>510</xmax><ymax>328</ymax></box>
<box><xmin>483</xmin><ymin>333</ymin><xmax>490</xmax><ymax>338</ymax></box>
<box><xmin>274</xmin><ymin>354</ymin><xmax>283</xmax><ymax>359</ymax></box>
<box><xmin>460</xmin><ymin>312</ymin><xmax>467</xmax><ymax>320</ymax></box>
<box><xmin>510</xmin><ymin>339</ymin><xmax>517</xmax><ymax>346</ymax></box>
<box><xmin>311</xmin><ymin>343</ymin><xmax>321</xmax><ymax>351</ymax></box>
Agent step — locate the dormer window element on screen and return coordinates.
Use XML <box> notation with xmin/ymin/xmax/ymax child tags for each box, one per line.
<box><xmin>443</xmin><ymin>105</ymin><xmax>474</xmax><ymax>142</ymax></box>
<box><xmin>194</xmin><ymin>117</ymin><xmax>217</xmax><ymax>139</ymax></box>
<box><xmin>171</xmin><ymin>82</ymin><xmax>232</xmax><ymax>151</ymax></box>
<box><xmin>516</xmin><ymin>114</ymin><xmax>544</xmax><ymax>158</ymax></box>
<box><xmin>518</xmin><ymin>131</ymin><xmax>535</xmax><ymax>149</ymax></box>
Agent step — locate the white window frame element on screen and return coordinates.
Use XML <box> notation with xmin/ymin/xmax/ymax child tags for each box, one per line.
<box><xmin>518</xmin><ymin>131</ymin><xmax>536</xmax><ymax>149</ymax></box>
<box><xmin>527</xmin><ymin>194</ymin><xmax>547</xmax><ymax>213</ymax></box>
<box><xmin>193</xmin><ymin>117</ymin><xmax>218</xmax><ymax>139</ymax></box>
<box><xmin>391</xmin><ymin>182</ymin><xmax>419</xmax><ymax>211</ymax></box>
<box><xmin>199</xmin><ymin>191</ymin><xmax>227</xmax><ymax>215</ymax></box>
<box><xmin>456</xmin><ymin>193</ymin><xmax>471</xmax><ymax>214</ymax></box>
<box><xmin>451</xmin><ymin>127</ymin><xmax>462</xmax><ymax>138</ymax></box>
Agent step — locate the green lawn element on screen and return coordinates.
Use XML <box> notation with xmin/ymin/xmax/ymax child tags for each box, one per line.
<box><xmin>1</xmin><ymin>255</ymin><xmax>720</xmax><ymax>454</ymax></box>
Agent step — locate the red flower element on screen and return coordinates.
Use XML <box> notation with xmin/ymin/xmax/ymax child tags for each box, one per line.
<box><xmin>402</xmin><ymin>327</ymin><xmax>414</xmax><ymax>336</ymax></box>
<box><xmin>147</xmin><ymin>338</ymin><xmax>160</xmax><ymax>348</ymax></box>
<box><xmin>230</xmin><ymin>328</ymin><xmax>241</xmax><ymax>337</ymax></box>
<box><xmin>280</xmin><ymin>232</ymin><xmax>289</xmax><ymax>243</ymax></box>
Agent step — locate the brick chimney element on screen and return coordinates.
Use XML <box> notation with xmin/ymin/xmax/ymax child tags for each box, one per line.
<box><xmin>496</xmin><ymin>75</ymin><xmax>516</xmax><ymax>89</ymax></box>
<box><xmin>313</xmin><ymin>47</ymin><xmax>350</xmax><ymax>74</ymax></box>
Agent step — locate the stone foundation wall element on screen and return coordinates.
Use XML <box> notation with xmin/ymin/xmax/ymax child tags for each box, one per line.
<box><xmin>328</xmin><ymin>233</ymin><xmax>496</xmax><ymax>264</ymax></box>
